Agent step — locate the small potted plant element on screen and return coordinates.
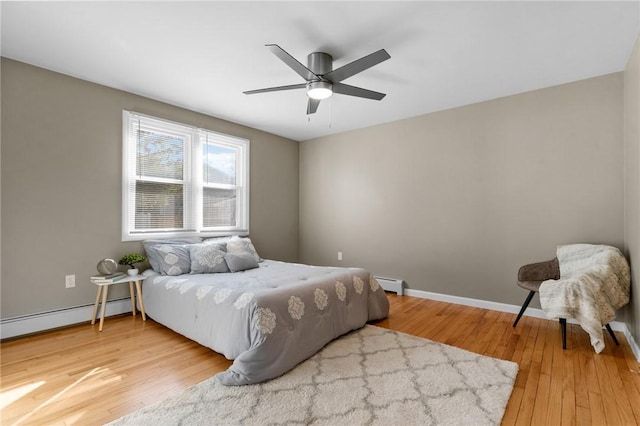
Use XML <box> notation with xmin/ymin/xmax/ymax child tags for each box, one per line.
<box><xmin>118</xmin><ymin>253</ymin><xmax>147</xmax><ymax>276</ymax></box>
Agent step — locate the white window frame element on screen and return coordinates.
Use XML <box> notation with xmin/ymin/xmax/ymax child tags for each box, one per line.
<box><xmin>122</xmin><ymin>111</ymin><xmax>250</xmax><ymax>241</ymax></box>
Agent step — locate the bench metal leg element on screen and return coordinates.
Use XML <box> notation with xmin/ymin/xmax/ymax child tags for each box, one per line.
<box><xmin>513</xmin><ymin>291</ymin><xmax>536</xmax><ymax>328</ymax></box>
<box><xmin>605</xmin><ymin>323</ymin><xmax>620</xmax><ymax>346</ymax></box>
<box><xmin>558</xmin><ymin>320</ymin><xmax>617</xmax><ymax>350</ymax></box>
<box><xmin>560</xmin><ymin>318</ymin><xmax>567</xmax><ymax>349</ymax></box>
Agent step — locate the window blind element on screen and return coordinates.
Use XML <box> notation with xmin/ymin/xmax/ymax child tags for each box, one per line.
<box><xmin>122</xmin><ymin>111</ymin><xmax>249</xmax><ymax>241</ymax></box>
<box><xmin>125</xmin><ymin>113</ymin><xmax>194</xmax><ymax>234</ymax></box>
<box><xmin>201</xmin><ymin>131</ymin><xmax>244</xmax><ymax>229</ymax></box>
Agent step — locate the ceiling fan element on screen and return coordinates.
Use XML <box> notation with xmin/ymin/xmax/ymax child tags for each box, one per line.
<box><xmin>243</xmin><ymin>44</ymin><xmax>391</xmax><ymax>115</ymax></box>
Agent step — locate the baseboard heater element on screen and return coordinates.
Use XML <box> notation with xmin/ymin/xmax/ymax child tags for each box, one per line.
<box><xmin>374</xmin><ymin>276</ymin><xmax>404</xmax><ymax>296</ymax></box>
<box><xmin>0</xmin><ymin>298</ymin><xmax>132</xmax><ymax>340</ymax></box>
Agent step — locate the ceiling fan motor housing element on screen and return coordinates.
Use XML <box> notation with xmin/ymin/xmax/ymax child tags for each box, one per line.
<box><xmin>307</xmin><ymin>52</ymin><xmax>333</xmax><ymax>76</ymax></box>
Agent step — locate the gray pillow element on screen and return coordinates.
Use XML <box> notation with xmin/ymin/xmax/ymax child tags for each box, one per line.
<box><xmin>143</xmin><ymin>238</ymin><xmax>201</xmax><ymax>272</ymax></box>
<box><xmin>145</xmin><ymin>244</ymin><xmax>191</xmax><ymax>275</ymax></box>
<box><xmin>190</xmin><ymin>243</ymin><xmax>229</xmax><ymax>274</ymax></box>
<box><xmin>225</xmin><ymin>252</ymin><xmax>259</xmax><ymax>272</ymax></box>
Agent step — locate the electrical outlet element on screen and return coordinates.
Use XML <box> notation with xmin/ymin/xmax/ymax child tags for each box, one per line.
<box><xmin>338</xmin><ymin>251</ymin><xmax>343</xmax><ymax>261</ymax></box>
<box><xmin>65</xmin><ymin>274</ymin><xmax>75</xmax><ymax>288</ymax></box>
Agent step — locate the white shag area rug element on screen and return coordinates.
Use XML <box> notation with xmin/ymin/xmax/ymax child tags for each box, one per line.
<box><xmin>108</xmin><ymin>325</ymin><xmax>518</xmax><ymax>426</ymax></box>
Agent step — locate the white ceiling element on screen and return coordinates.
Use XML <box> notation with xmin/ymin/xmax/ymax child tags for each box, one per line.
<box><xmin>2</xmin><ymin>1</ymin><xmax>639</xmax><ymax>141</ymax></box>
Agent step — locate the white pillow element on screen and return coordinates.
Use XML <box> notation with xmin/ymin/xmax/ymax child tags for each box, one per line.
<box><xmin>225</xmin><ymin>236</ymin><xmax>262</xmax><ymax>263</ymax></box>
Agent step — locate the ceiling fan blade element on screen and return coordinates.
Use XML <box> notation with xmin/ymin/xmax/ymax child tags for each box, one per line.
<box><xmin>332</xmin><ymin>83</ymin><xmax>386</xmax><ymax>100</ymax></box>
<box><xmin>323</xmin><ymin>49</ymin><xmax>390</xmax><ymax>83</ymax></box>
<box><xmin>267</xmin><ymin>44</ymin><xmax>319</xmax><ymax>82</ymax></box>
<box><xmin>307</xmin><ymin>98</ymin><xmax>320</xmax><ymax>115</ymax></box>
<box><xmin>243</xmin><ymin>83</ymin><xmax>307</xmax><ymax>95</ymax></box>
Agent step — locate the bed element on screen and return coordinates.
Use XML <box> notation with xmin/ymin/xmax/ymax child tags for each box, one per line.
<box><xmin>140</xmin><ymin>237</ymin><xmax>390</xmax><ymax>386</ymax></box>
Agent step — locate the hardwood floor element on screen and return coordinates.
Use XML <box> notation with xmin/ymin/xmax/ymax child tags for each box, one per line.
<box><xmin>1</xmin><ymin>294</ymin><xmax>639</xmax><ymax>425</ymax></box>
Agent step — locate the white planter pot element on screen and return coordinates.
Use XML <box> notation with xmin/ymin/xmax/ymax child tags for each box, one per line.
<box><xmin>127</xmin><ymin>268</ymin><xmax>139</xmax><ymax>276</ymax></box>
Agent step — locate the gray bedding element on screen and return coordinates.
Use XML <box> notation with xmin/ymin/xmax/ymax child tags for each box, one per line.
<box><xmin>141</xmin><ymin>260</ymin><xmax>390</xmax><ymax>385</ymax></box>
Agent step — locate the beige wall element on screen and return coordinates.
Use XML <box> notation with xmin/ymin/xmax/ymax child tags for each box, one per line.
<box><xmin>2</xmin><ymin>53</ymin><xmax>634</xmax><ymax>335</ymax></box>
<box><xmin>300</xmin><ymin>73</ymin><xmax>624</xmax><ymax>308</ymax></box>
<box><xmin>1</xmin><ymin>58</ymin><xmax>299</xmax><ymax>319</ymax></box>
<box><xmin>624</xmin><ymin>34</ymin><xmax>640</xmax><ymax>345</ymax></box>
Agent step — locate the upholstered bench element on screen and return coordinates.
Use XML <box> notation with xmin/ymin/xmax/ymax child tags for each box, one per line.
<box><xmin>512</xmin><ymin>256</ymin><xmax>619</xmax><ymax>349</ymax></box>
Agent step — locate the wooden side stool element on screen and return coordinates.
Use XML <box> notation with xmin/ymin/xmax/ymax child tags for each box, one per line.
<box><xmin>91</xmin><ymin>275</ymin><xmax>147</xmax><ymax>331</ymax></box>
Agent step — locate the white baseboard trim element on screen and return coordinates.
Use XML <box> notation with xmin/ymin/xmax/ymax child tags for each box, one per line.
<box><xmin>404</xmin><ymin>288</ymin><xmax>640</xmax><ymax>362</ymax></box>
<box><xmin>4</xmin><ymin>289</ymin><xmax>639</xmax><ymax>363</ymax></box>
<box><xmin>622</xmin><ymin>326</ymin><xmax>640</xmax><ymax>362</ymax></box>
<box><xmin>0</xmin><ymin>298</ymin><xmax>133</xmax><ymax>340</ymax></box>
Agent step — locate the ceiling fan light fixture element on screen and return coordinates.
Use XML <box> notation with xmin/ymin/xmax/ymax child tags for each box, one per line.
<box><xmin>307</xmin><ymin>81</ymin><xmax>332</xmax><ymax>100</ymax></box>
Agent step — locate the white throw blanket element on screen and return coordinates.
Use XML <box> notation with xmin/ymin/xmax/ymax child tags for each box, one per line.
<box><xmin>539</xmin><ymin>244</ymin><xmax>630</xmax><ymax>353</ymax></box>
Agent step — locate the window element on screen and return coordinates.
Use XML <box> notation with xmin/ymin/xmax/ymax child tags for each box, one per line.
<box><xmin>122</xmin><ymin>111</ymin><xmax>249</xmax><ymax>241</ymax></box>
